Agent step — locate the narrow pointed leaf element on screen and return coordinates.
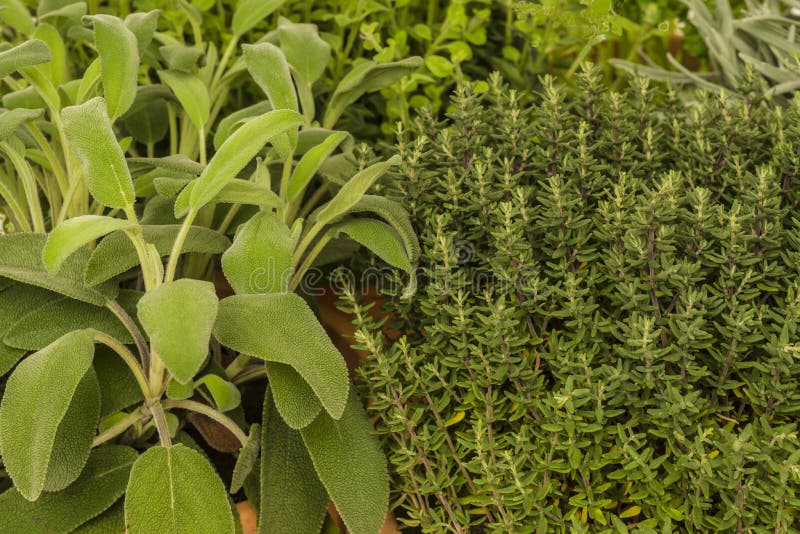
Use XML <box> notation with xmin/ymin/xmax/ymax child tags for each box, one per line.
<box><xmin>288</xmin><ymin>131</ymin><xmax>347</xmax><ymax>202</ymax></box>
<box><xmin>0</xmin><ymin>329</ymin><xmax>96</xmax><ymax>501</ymax></box>
<box><xmin>230</xmin><ymin>423</ymin><xmax>260</xmax><ymax>494</ymax></box>
<box><xmin>331</xmin><ymin>218</ymin><xmax>412</xmax><ymax>272</ymax></box>
<box><xmin>259</xmin><ymin>392</ymin><xmax>328</xmax><ymax>534</ymax></box>
<box><xmin>231</xmin><ymin>0</ymin><xmax>285</xmax><ymax>36</ymax></box>
<box><xmin>43</xmin><ymin>215</ymin><xmax>136</xmax><ymax>273</ymax></box>
<box><xmin>137</xmin><ymin>279</ymin><xmax>218</xmax><ymax>384</ymax></box>
<box><xmin>189</xmin><ymin>109</ymin><xmax>303</xmax><ymax>211</ymax></box>
<box><xmin>0</xmin><ymin>446</ymin><xmax>137</xmax><ymax>533</ymax></box>
<box><xmin>0</xmin><ymin>40</ymin><xmax>50</xmax><ymax>78</ymax></box>
<box><xmin>127</xmin><ymin>155</ymin><xmax>205</xmax><ymax>177</ymax></box>
<box><xmin>213</xmin><ymin>179</ymin><xmax>282</xmax><ymax>208</ymax></box>
<box><xmin>62</xmin><ymin>97</ymin><xmax>135</xmax><ymax>209</ymax></box>
<box><xmin>158</xmin><ymin>70</ymin><xmax>209</xmax><ymax>130</ymax></box>
<box><xmin>32</xmin><ymin>23</ymin><xmax>66</xmax><ymax>87</ymax></box>
<box><xmin>214</xmin><ymin>293</ymin><xmax>349</xmax><ymax>420</ymax></box>
<box><xmin>125</xmin><ymin>444</ymin><xmax>235</xmax><ymax>534</ymax></box>
<box><xmin>87</xmin><ymin>15</ymin><xmax>139</xmax><ymax>120</ymax></box>
<box><xmin>300</xmin><ymin>391</ymin><xmax>389</xmax><ymax>534</ymax></box>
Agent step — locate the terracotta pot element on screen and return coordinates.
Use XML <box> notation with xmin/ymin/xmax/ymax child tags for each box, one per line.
<box><xmin>236</xmin><ymin>500</ymin><xmax>400</xmax><ymax>534</ymax></box>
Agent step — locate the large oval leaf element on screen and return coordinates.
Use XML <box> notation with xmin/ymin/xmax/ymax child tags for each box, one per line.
<box><xmin>300</xmin><ymin>390</ymin><xmax>389</xmax><ymax>534</ymax></box>
<box><xmin>189</xmin><ymin>109</ymin><xmax>303</xmax><ymax>211</ymax></box>
<box><xmin>62</xmin><ymin>97</ymin><xmax>135</xmax><ymax>209</ymax></box>
<box><xmin>125</xmin><ymin>444</ymin><xmax>235</xmax><ymax>534</ymax></box>
<box><xmin>0</xmin><ymin>329</ymin><xmax>97</xmax><ymax>501</ymax></box>
<box><xmin>43</xmin><ymin>215</ymin><xmax>136</xmax><ymax>274</ymax></box>
<box><xmin>137</xmin><ymin>279</ymin><xmax>218</xmax><ymax>384</ymax></box>
<box><xmin>214</xmin><ymin>293</ymin><xmax>348</xmax><ymax>420</ymax></box>
<box><xmin>87</xmin><ymin>15</ymin><xmax>140</xmax><ymax>120</ymax></box>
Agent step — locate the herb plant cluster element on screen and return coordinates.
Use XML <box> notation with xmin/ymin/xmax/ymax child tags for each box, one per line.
<box><xmin>348</xmin><ymin>70</ymin><xmax>800</xmax><ymax>532</ymax></box>
<box><xmin>0</xmin><ymin>2</ymin><xmax>419</xmax><ymax>533</ymax></box>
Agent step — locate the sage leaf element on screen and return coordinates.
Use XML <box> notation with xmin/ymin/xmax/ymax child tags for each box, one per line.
<box><xmin>231</xmin><ymin>0</ymin><xmax>285</xmax><ymax>37</ymax></box>
<box><xmin>0</xmin><ymin>108</ymin><xmax>43</xmax><ymax>143</ymax></box>
<box><xmin>125</xmin><ymin>444</ymin><xmax>235</xmax><ymax>534</ymax></box>
<box><xmin>43</xmin><ymin>215</ymin><xmax>136</xmax><ymax>273</ymax></box>
<box><xmin>32</xmin><ymin>23</ymin><xmax>66</xmax><ymax>87</ymax></box>
<box><xmin>0</xmin><ymin>233</ymin><xmax>117</xmax><ymax>305</ymax></box>
<box><xmin>128</xmin><ymin>155</ymin><xmax>205</xmax><ymax>177</ymax></box>
<box><xmin>95</xmin><ymin>344</ymin><xmax>144</xmax><ymax>417</ymax></box>
<box><xmin>314</xmin><ymin>155</ymin><xmax>400</xmax><ymax>227</ymax></box>
<box><xmin>259</xmin><ymin>392</ymin><xmax>328</xmax><ymax>534</ymax></box>
<box><xmin>85</xmin><ymin>225</ymin><xmax>230</xmax><ymax>285</ymax></box>
<box><xmin>158</xmin><ymin>70</ymin><xmax>209</xmax><ymax>130</ymax></box>
<box><xmin>86</xmin><ymin>15</ymin><xmax>140</xmax><ymax>120</ymax></box>
<box><xmin>214</xmin><ymin>293</ymin><xmax>349</xmax><ymax>420</ymax></box>
<box><xmin>230</xmin><ymin>423</ymin><xmax>260</xmax><ymax>494</ymax></box>
<box><xmin>212</xmin><ymin>179</ymin><xmax>282</xmax><ymax>208</ymax></box>
<box><xmin>323</xmin><ymin>57</ymin><xmax>423</xmax><ymax>128</ymax></box>
<box><xmin>264</xmin><ymin>361</ymin><xmax>322</xmax><ymax>429</ymax></box>
<box><xmin>137</xmin><ymin>279</ymin><xmax>218</xmax><ymax>384</ymax></box>
<box><xmin>0</xmin><ymin>0</ymin><xmax>35</xmax><ymax>36</ymax></box>
<box><xmin>0</xmin><ymin>284</ymin><xmax>61</xmax><ymax>375</ymax></box>
<box><xmin>349</xmin><ymin>195</ymin><xmax>421</xmax><ymax>264</ymax></box>
<box><xmin>166</xmin><ymin>378</ymin><xmax>194</xmax><ymax>400</ymax></box>
<box><xmin>221</xmin><ymin>210</ymin><xmax>293</xmax><ymax>294</ymax></box>
<box><xmin>159</xmin><ymin>45</ymin><xmax>205</xmax><ymax>74</ymax></box>
<box><xmin>62</xmin><ymin>97</ymin><xmax>136</xmax><ymax>209</ymax></box>
<box><xmin>0</xmin><ymin>40</ymin><xmax>51</xmax><ymax>78</ymax></box>
<box><xmin>124</xmin><ymin>10</ymin><xmax>159</xmax><ymax>57</ymax></box>
<box><xmin>0</xmin><ymin>446</ymin><xmax>137</xmax><ymax>533</ymax></box>
<box><xmin>0</xmin><ymin>329</ymin><xmax>97</xmax><ymax>501</ymax></box>
<box><xmin>73</xmin><ymin>500</ymin><xmax>124</xmax><ymax>534</ymax></box>
<box><xmin>332</xmin><ymin>218</ymin><xmax>412</xmax><ymax>272</ymax></box>
<box><xmin>196</xmin><ymin>374</ymin><xmax>241</xmax><ymax>412</ymax></box>
<box><xmin>278</xmin><ymin>17</ymin><xmax>331</xmax><ymax>86</ymax></box>
<box><xmin>189</xmin><ymin>109</ymin><xmax>303</xmax><ymax>211</ymax></box>
<box><xmin>300</xmin><ymin>390</ymin><xmax>389</xmax><ymax>534</ymax></box>
<box><xmin>288</xmin><ymin>130</ymin><xmax>347</xmax><ymax>203</ymax></box>
<box><xmin>244</xmin><ymin>43</ymin><xmax>298</xmax><ymax>113</ymax></box>
<box><xmin>213</xmin><ymin>101</ymin><xmax>271</xmax><ymax>150</ymax></box>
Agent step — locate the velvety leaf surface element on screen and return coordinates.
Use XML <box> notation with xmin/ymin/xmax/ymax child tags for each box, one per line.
<box><xmin>230</xmin><ymin>423</ymin><xmax>260</xmax><ymax>494</ymax></box>
<box><xmin>0</xmin><ymin>446</ymin><xmax>137</xmax><ymax>533</ymax></box>
<box><xmin>125</xmin><ymin>444</ymin><xmax>235</xmax><ymax>534</ymax></box>
<box><xmin>300</xmin><ymin>390</ymin><xmax>389</xmax><ymax>534</ymax></box>
<box><xmin>196</xmin><ymin>374</ymin><xmax>241</xmax><ymax>412</ymax></box>
<box><xmin>0</xmin><ymin>108</ymin><xmax>43</xmax><ymax>142</ymax></box>
<box><xmin>259</xmin><ymin>393</ymin><xmax>328</xmax><ymax>534</ymax></box>
<box><xmin>85</xmin><ymin>225</ymin><xmax>230</xmax><ymax>285</ymax></box>
<box><xmin>287</xmin><ymin>130</ymin><xmax>347</xmax><ymax>202</ymax></box>
<box><xmin>264</xmin><ymin>361</ymin><xmax>322</xmax><ymax>429</ymax></box>
<box><xmin>221</xmin><ymin>210</ymin><xmax>294</xmax><ymax>294</ymax></box>
<box><xmin>231</xmin><ymin>0</ymin><xmax>285</xmax><ymax>36</ymax></box>
<box><xmin>349</xmin><ymin>195</ymin><xmax>421</xmax><ymax>264</ymax></box>
<box><xmin>88</xmin><ymin>15</ymin><xmax>139</xmax><ymax>120</ymax></box>
<box><xmin>0</xmin><ymin>284</ymin><xmax>61</xmax><ymax>375</ymax></box>
<box><xmin>332</xmin><ymin>218</ymin><xmax>412</xmax><ymax>273</ymax></box>
<box><xmin>94</xmin><ymin>344</ymin><xmax>143</xmax><ymax>417</ymax></box>
<box><xmin>212</xmin><ymin>179</ymin><xmax>282</xmax><ymax>208</ymax></box>
<box><xmin>213</xmin><ymin>101</ymin><xmax>271</xmax><ymax>150</ymax></box>
<box><xmin>0</xmin><ymin>329</ymin><xmax>96</xmax><ymax>501</ymax></box>
<box><xmin>124</xmin><ymin>10</ymin><xmax>159</xmax><ymax>57</ymax></box>
<box><xmin>43</xmin><ymin>215</ymin><xmax>136</xmax><ymax>273</ymax></box>
<box><xmin>158</xmin><ymin>70</ymin><xmax>209</xmax><ymax>130</ymax></box>
<box><xmin>278</xmin><ymin>17</ymin><xmax>331</xmax><ymax>85</ymax></box>
<box><xmin>244</xmin><ymin>43</ymin><xmax>298</xmax><ymax>113</ymax></box>
<box><xmin>0</xmin><ymin>234</ymin><xmax>117</xmax><ymax>305</ymax></box>
<box><xmin>0</xmin><ymin>39</ymin><xmax>50</xmax><ymax>78</ymax></box>
<box><xmin>214</xmin><ymin>293</ymin><xmax>349</xmax><ymax>420</ymax></box>
<box><xmin>137</xmin><ymin>279</ymin><xmax>218</xmax><ymax>384</ymax></box>
<box><xmin>61</xmin><ymin>97</ymin><xmax>135</xmax><ymax>209</ymax></box>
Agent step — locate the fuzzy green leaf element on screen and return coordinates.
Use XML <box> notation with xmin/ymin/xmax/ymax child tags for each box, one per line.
<box><xmin>264</xmin><ymin>361</ymin><xmax>322</xmax><ymax>429</ymax></box>
<box><xmin>231</xmin><ymin>0</ymin><xmax>285</xmax><ymax>37</ymax></box>
<box><xmin>213</xmin><ymin>180</ymin><xmax>282</xmax><ymax>208</ymax></box>
<box><xmin>213</xmin><ymin>101</ymin><xmax>271</xmax><ymax>150</ymax></box>
<box><xmin>314</xmin><ymin>156</ymin><xmax>400</xmax><ymax>227</ymax></box>
<box><xmin>158</xmin><ymin>70</ymin><xmax>209</xmax><ymax>130</ymax></box>
<box><xmin>331</xmin><ymin>218</ymin><xmax>412</xmax><ymax>272</ymax></box>
<box><xmin>62</xmin><ymin>97</ymin><xmax>135</xmax><ymax>209</ymax></box>
<box><xmin>0</xmin><ymin>284</ymin><xmax>61</xmax><ymax>375</ymax></box>
<box><xmin>214</xmin><ymin>293</ymin><xmax>349</xmax><ymax>420</ymax></box>
<box><xmin>0</xmin><ymin>446</ymin><xmax>137</xmax><ymax>533</ymax></box>
<box><xmin>125</xmin><ymin>444</ymin><xmax>235</xmax><ymax>534</ymax></box>
<box><xmin>230</xmin><ymin>423</ymin><xmax>260</xmax><ymax>494</ymax></box>
<box><xmin>0</xmin><ymin>108</ymin><xmax>43</xmax><ymax>143</ymax></box>
<box><xmin>189</xmin><ymin>109</ymin><xmax>303</xmax><ymax>211</ymax></box>
<box><xmin>137</xmin><ymin>279</ymin><xmax>218</xmax><ymax>384</ymax></box>
<box><xmin>0</xmin><ymin>0</ymin><xmax>35</xmax><ymax>36</ymax></box>
<box><xmin>221</xmin><ymin>210</ymin><xmax>294</xmax><ymax>294</ymax></box>
<box><xmin>85</xmin><ymin>225</ymin><xmax>230</xmax><ymax>285</ymax></box>
<box><xmin>244</xmin><ymin>43</ymin><xmax>298</xmax><ymax>114</ymax></box>
<box><xmin>43</xmin><ymin>215</ymin><xmax>136</xmax><ymax>273</ymax></box>
<box><xmin>288</xmin><ymin>131</ymin><xmax>347</xmax><ymax>203</ymax></box>
<box><xmin>349</xmin><ymin>195</ymin><xmax>420</xmax><ymax>264</ymax></box>
<box><xmin>159</xmin><ymin>45</ymin><xmax>205</xmax><ymax>74</ymax></box>
<box><xmin>124</xmin><ymin>10</ymin><xmax>159</xmax><ymax>57</ymax></box>
<box><xmin>87</xmin><ymin>15</ymin><xmax>140</xmax><ymax>120</ymax></box>
<box><xmin>301</xmin><ymin>390</ymin><xmax>389</xmax><ymax>534</ymax></box>
<box><xmin>73</xmin><ymin>500</ymin><xmax>125</xmax><ymax>534</ymax></box>
<box><xmin>0</xmin><ymin>233</ymin><xmax>117</xmax><ymax>305</ymax></box>
<box><xmin>278</xmin><ymin>17</ymin><xmax>331</xmax><ymax>86</ymax></box>
<box><xmin>32</xmin><ymin>23</ymin><xmax>66</xmax><ymax>87</ymax></box>
<box><xmin>196</xmin><ymin>374</ymin><xmax>241</xmax><ymax>412</ymax></box>
<box><xmin>0</xmin><ymin>329</ymin><xmax>97</xmax><ymax>501</ymax></box>
<box><xmin>259</xmin><ymin>392</ymin><xmax>328</xmax><ymax>534</ymax></box>
<box><xmin>95</xmin><ymin>344</ymin><xmax>144</xmax><ymax>417</ymax></box>
<box><xmin>0</xmin><ymin>40</ymin><xmax>50</xmax><ymax>78</ymax></box>
<box><xmin>127</xmin><ymin>155</ymin><xmax>205</xmax><ymax>177</ymax></box>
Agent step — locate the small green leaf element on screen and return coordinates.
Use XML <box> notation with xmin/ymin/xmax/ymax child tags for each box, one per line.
<box><xmin>331</xmin><ymin>218</ymin><xmax>412</xmax><ymax>272</ymax></box>
<box><xmin>43</xmin><ymin>215</ymin><xmax>136</xmax><ymax>273</ymax></box>
<box><xmin>0</xmin><ymin>284</ymin><xmax>62</xmax><ymax>376</ymax></box>
<box><xmin>301</xmin><ymin>390</ymin><xmax>389</xmax><ymax>534</ymax></box>
<box><xmin>0</xmin><ymin>329</ymin><xmax>97</xmax><ymax>501</ymax></box>
<box><xmin>0</xmin><ymin>40</ymin><xmax>50</xmax><ymax>78</ymax></box>
<box><xmin>424</xmin><ymin>54</ymin><xmax>453</xmax><ymax>78</ymax></box>
<box><xmin>244</xmin><ymin>43</ymin><xmax>298</xmax><ymax>114</ymax></box>
<box><xmin>137</xmin><ymin>279</ymin><xmax>218</xmax><ymax>384</ymax></box>
<box><xmin>278</xmin><ymin>17</ymin><xmax>331</xmax><ymax>86</ymax></box>
<box><xmin>0</xmin><ymin>446</ymin><xmax>137</xmax><ymax>533</ymax></box>
<box><xmin>349</xmin><ymin>195</ymin><xmax>420</xmax><ymax>264</ymax></box>
<box><xmin>221</xmin><ymin>210</ymin><xmax>294</xmax><ymax>294</ymax></box>
<box><xmin>212</xmin><ymin>179</ymin><xmax>282</xmax><ymax>208</ymax></box>
<box><xmin>189</xmin><ymin>109</ymin><xmax>303</xmax><ymax>211</ymax></box>
<box><xmin>158</xmin><ymin>70</ymin><xmax>210</xmax><ymax>130</ymax></box>
<box><xmin>230</xmin><ymin>423</ymin><xmax>260</xmax><ymax>494</ymax></box>
<box><xmin>196</xmin><ymin>374</ymin><xmax>241</xmax><ymax>412</ymax></box>
<box><xmin>0</xmin><ymin>108</ymin><xmax>43</xmax><ymax>143</ymax></box>
<box><xmin>85</xmin><ymin>225</ymin><xmax>230</xmax><ymax>286</ymax></box>
<box><xmin>128</xmin><ymin>155</ymin><xmax>205</xmax><ymax>177</ymax></box>
<box><xmin>0</xmin><ymin>0</ymin><xmax>35</xmax><ymax>36</ymax></box>
<box><xmin>86</xmin><ymin>15</ymin><xmax>140</xmax><ymax>120</ymax></box>
<box><xmin>124</xmin><ymin>10</ymin><xmax>160</xmax><ymax>57</ymax></box>
<box><xmin>125</xmin><ymin>444</ymin><xmax>235</xmax><ymax>534</ymax></box>
<box><xmin>215</xmin><ymin>293</ymin><xmax>349</xmax><ymax>420</ymax></box>
<box><xmin>159</xmin><ymin>45</ymin><xmax>205</xmax><ymax>74</ymax></box>
<box><xmin>62</xmin><ymin>97</ymin><xmax>135</xmax><ymax>209</ymax></box>
<box><xmin>0</xmin><ymin>233</ymin><xmax>117</xmax><ymax>305</ymax></box>
<box><xmin>264</xmin><ymin>361</ymin><xmax>322</xmax><ymax>429</ymax></box>
<box><xmin>314</xmin><ymin>156</ymin><xmax>400</xmax><ymax>227</ymax></box>
<box><xmin>231</xmin><ymin>0</ymin><xmax>285</xmax><ymax>36</ymax></box>
<box><xmin>288</xmin><ymin>131</ymin><xmax>347</xmax><ymax>203</ymax></box>
<box><xmin>259</xmin><ymin>392</ymin><xmax>328</xmax><ymax>534</ymax></box>
<box><xmin>167</xmin><ymin>378</ymin><xmax>194</xmax><ymax>400</ymax></box>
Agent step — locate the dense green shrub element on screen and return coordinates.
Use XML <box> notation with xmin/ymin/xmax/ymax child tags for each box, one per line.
<box><xmin>344</xmin><ymin>69</ymin><xmax>800</xmax><ymax>531</ymax></box>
